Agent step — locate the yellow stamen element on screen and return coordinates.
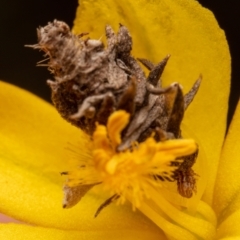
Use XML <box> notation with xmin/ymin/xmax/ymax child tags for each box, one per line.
<box><xmin>66</xmin><ymin>110</ymin><xmax>197</xmax><ymax>209</ymax></box>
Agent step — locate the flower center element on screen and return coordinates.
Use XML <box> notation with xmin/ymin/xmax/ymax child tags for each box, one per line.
<box><xmin>65</xmin><ymin>111</ymin><xmax>197</xmax><ymax>208</ymax></box>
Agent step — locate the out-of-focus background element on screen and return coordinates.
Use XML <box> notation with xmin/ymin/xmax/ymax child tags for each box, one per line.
<box><xmin>0</xmin><ymin>0</ymin><xmax>239</xmax><ymax>129</ymax></box>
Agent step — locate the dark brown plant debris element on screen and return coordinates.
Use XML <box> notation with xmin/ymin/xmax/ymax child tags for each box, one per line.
<box><xmin>28</xmin><ymin>20</ymin><xmax>201</xmax><ymax>200</ymax></box>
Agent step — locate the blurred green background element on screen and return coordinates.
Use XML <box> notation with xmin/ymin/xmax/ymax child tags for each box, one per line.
<box><xmin>0</xmin><ymin>0</ymin><xmax>239</xmax><ymax>128</ymax></box>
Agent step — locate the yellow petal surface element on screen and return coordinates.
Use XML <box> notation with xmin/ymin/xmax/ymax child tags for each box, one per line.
<box><xmin>74</xmin><ymin>0</ymin><xmax>230</xmax><ymax>204</ymax></box>
<box><xmin>213</xmin><ymin>102</ymin><xmax>240</xmax><ymax>222</ymax></box>
<box><xmin>219</xmin><ymin>238</ymin><xmax>240</xmax><ymax>240</ymax></box>
<box><xmin>0</xmin><ymin>81</ymin><xmax>86</xmax><ymax>181</ymax></box>
<box><xmin>0</xmin><ymin>223</ymin><xmax>165</xmax><ymax>240</ymax></box>
<box><xmin>138</xmin><ymin>188</ymin><xmax>217</xmax><ymax>240</ymax></box>
<box><xmin>0</xmin><ymin>81</ymin><xmax>165</xmax><ymax>237</ymax></box>
<box><xmin>216</xmin><ymin>209</ymin><xmax>240</xmax><ymax>239</ymax></box>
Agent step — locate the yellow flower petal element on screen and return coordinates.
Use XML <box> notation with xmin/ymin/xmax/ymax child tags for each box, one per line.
<box><xmin>213</xmin><ymin>101</ymin><xmax>240</xmax><ymax>221</ymax></box>
<box><xmin>0</xmin><ymin>81</ymin><xmax>85</xmax><ymax>182</ymax></box>
<box><xmin>138</xmin><ymin>187</ymin><xmax>217</xmax><ymax>240</ymax></box>
<box><xmin>216</xmin><ymin>189</ymin><xmax>240</xmax><ymax>233</ymax></box>
<box><xmin>216</xmin><ymin>209</ymin><xmax>240</xmax><ymax>239</ymax></box>
<box><xmin>0</xmin><ymin>81</ymin><xmax>165</xmax><ymax>237</ymax></box>
<box><xmin>0</xmin><ymin>223</ymin><xmax>166</xmax><ymax>240</ymax></box>
<box><xmin>219</xmin><ymin>238</ymin><xmax>240</xmax><ymax>240</ymax></box>
<box><xmin>73</xmin><ymin>0</ymin><xmax>230</xmax><ymax>204</ymax></box>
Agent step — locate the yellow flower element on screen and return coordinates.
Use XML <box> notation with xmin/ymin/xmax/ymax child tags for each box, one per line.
<box><xmin>0</xmin><ymin>0</ymin><xmax>238</xmax><ymax>239</ymax></box>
